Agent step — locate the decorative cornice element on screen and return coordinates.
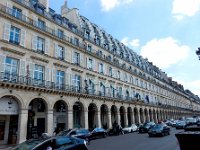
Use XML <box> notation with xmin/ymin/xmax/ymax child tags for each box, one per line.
<box><xmin>71</xmin><ymin>68</ymin><xmax>84</xmax><ymax>73</ymax></box>
<box><xmin>53</xmin><ymin>63</ymin><xmax>68</xmax><ymax>69</ymax></box>
<box><xmin>86</xmin><ymin>72</ymin><xmax>96</xmax><ymax>77</ymax></box>
<box><xmin>1</xmin><ymin>46</ymin><xmax>25</xmax><ymax>56</ymax></box>
<box><xmin>30</xmin><ymin>56</ymin><xmax>49</xmax><ymax>63</ymax></box>
<box><xmin>98</xmin><ymin>76</ymin><xmax>107</xmax><ymax>80</ymax></box>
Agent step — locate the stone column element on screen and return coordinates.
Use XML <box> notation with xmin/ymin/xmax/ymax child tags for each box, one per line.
<box><xmin>4</xmin><ymin>116</ymin><xmax>10</xmax><ymax>144</ymax></box>
<box><xmin>117</xmin><ymin>112</ymin><xmax>121</xmax><ymax>125</ymax></box>
<box><xmin>17</xmin><ymin>109</ymin><xmax>28</xmax><ymax>144</ymax></box>
<box><xmin>124</xmin><ymin>111</ymin><xmax>128</xmax><ymax>127</ymax></box>
<box><xmin>132</xmin><ymin>112</ymin><xmax>135</xmax><ymax>124</ymax></box>
<box><xmin>84</xmin><ymin>110</ymin><xmax>88</xmax><ymax>129</ymax></box>
<box><xmin>108</xmin><ymin>110</ymin><xmax>112</xmax><ymax>129</ymax></box>
<box><xmin>138</xmin><ymin>113</ymin><xmax>141</xmax><ymax>124</ymax></box>
<box><xmin>96</xmin><ymin>111</ymin><xmax>101</xmax><ymax>128</ymax></box>
<box><xmin>46</xmin><ymin>109</ymin><xmax>54</xmax><ymax>136</ymax></box>
<box><xmin>68</xmin><ymin>109</ymin><xmax>73</xmax><ymax>129</ymax></box>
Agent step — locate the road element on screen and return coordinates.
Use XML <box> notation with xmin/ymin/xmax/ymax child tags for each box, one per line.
<box><xmin>88</xmin><ymin>127</ymin><xmax>182</xmax><ymax>150</ymax></box>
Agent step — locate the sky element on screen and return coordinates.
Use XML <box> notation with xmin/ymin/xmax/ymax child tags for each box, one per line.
<box><xmin>49</xmin><ymin>0</ymin><xmax>200</xmax><ymax>97</ymax></box>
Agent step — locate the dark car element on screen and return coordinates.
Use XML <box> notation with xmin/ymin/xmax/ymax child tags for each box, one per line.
<box><xmin>58</xmin><ymin>128</ymin><xmax>91</xmax><ymax>144</ymax></box>
<box><xmin>11</xmin><ymin>136</ymin><xmax>88</xmax><ymax>150</ymax></box>
<box><xmin>148</xmin><ymin>123</ymin><xmax>170</xmax><ymax>137</ymax></box>
<box><xmin>138</xmin><ymin>122</ymin><xmax>155</xmax><ymax>133</ymax></box>
<box><xmin>90</xmin><ymin>127</ymin><xmax>108</xmax><ymax>139</ymax></box>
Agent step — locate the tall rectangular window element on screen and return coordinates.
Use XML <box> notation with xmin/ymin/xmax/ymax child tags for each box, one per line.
<box><xmin>73</xmin><ymin>52</ymin><xmax>80</xmax><ymax>65</ymax></box>
<box><xmin>57</xmin><ymin>45</ymin><xmax>64</xmax><ymax>60</ymax></box>
<box><xmin>12</xmin><ymin>7</ymin><xmax>22</xmax><ymax>19</ymax></box>
<box><xmin>99</xmin><ymin>63</ymin><xmax>104</xmax><ymax>74</ymax></box>
<box><xmin>72</xmin><ymin>74</ymin><xmax>81</xmax><ymax>92</ymax></box>
<box><xmin>87</xmin><ymin>58</ymin><xmax>93</xmax><ymax>70</ymax></box>
<box><xmin>56</xmin><ymin>70</ymin><xmax>65</xmax><ymax>89</ymax></box>
<box><xmin>38</xmin><ymin>19</ymin><xmax>45</xmax><ymax>30</ymax></box>
<box><xmin>57</xmin><ymin>29</ymin><xmax>64</xmax><ymax>39</ymax></box>
<box><xmin>37</xmin><ymin>37</ymin><xmax>45</xmax><ymax>53</ymax></box>
<box><xmin>100</xmin><ymin>82</ymin><xmax>105</xmax><ymax>96</ymax></box>
<box><xmin>9</xmin><ymin>26</ymin><xmax>20</xmax><ymax>45</ymax></box>
<box><xmin>34</xmin><ymin>64</ymin><xmax>44</xmax><ymax>85</ymax></box>
<box><xmin>4</xmin><ymin>57</ymin><xmax>18</xmax><ymax>81</ymax></box>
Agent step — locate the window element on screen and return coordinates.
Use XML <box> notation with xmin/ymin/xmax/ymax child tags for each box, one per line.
<box><xmin>100</xmin><ymin>82</ymin><xmax>105</xmax><ymax>96</ymax></box>
<box><xmin>74</xmin><ymin>37</ymin><xmax>79</xmax><ymax>46</ymax></box>
<box><xmin>38</xmin><ymin>19</ymin><xmax>45</xmax><ymax>30</ymax></box>
<box><xmin>87</xmin><ymin>58</ymin><xmax>93</xmax><ymax>70</ymax></box>
<box><xmin>37</xmin><ymin>37</ymin><xmax>45</xmax><ymax>53</ymax></box>
<box><xmin>109</xmin><ymin>67</ymin><xmax>112</xmax><ymax>77</ymax></box>
<box><xmin>57</xmin><ymin>29</ymin><xmax>64</xmax><ymax>39</ymax></box>
<box><xmin>72</xmin><ymin>74</ymin><xmax>81</xmax><ymax>92</ymax></box>
<box><xmin>34</xmin><ymin>64</ymin><xmax>44</xmax><ymax>85</ymax></box>
<box><xmin>12</xmin><ymin>7</ymin><xmax>22</xmax><ymax>19</ymax></box>
<box><xmin>110</xmin><ymin>85</ymin><xmax>115</xmax><ymax>97</ymax></box>
<box><xmin>4</xmin><ymin>57</ymin><xmax>18</xmax><ymax>81</ymax></box>
<box><xmin>88</xmin><ymin>79</ymin><xmax>95</xmax><ymax>94</ymax></box>
<box><xmin>99</xmin><ymin>63</ymin><xmax>104</xmax><ymax>74</ymax></box>
<box><xmin>117</xmin><ymin>70</ymin><xmax>120</xmax><ymax>79</ymax></box>
<box><xmin>117</xmin><ymin>87</ymin><xmax>122</xmax><ymax>98</ymax></box>
<box><xmin>57</xmin><ymin>45</ymin><xmax>64</xmax><ymax>60</ymax></box>
<box><xmin>85</xmin><ymin>30</ymin><xmax>90</xmax><ymax>39</ymax></box>
<box><xmin>9</xmin><ymin>26</ymin><xmax>20</xmax><ymax>45</ymax></box>
<box><xmin>87</xmin><ymin>44</ymin><xmax>92</xmax><ymax>52</ymax></box>
<box><xmin>73</xmin><ymin>52</ymin><xmax>80</xmax><ymax>65</ymax></box>
<box><xmin>56</xmin><ymin>70</ymin><xmax>65</xmax><ymax>89</ymax></box>
<box><xmin>124</xmin><ymin>73</ymin><xmax>127</xmax><ymax>82</ymax></box>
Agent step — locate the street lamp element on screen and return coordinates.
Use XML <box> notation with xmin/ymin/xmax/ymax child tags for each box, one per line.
<box><xmin>196</xmin><ymin>47</ymin><xmax>200</xmax><ymax>60</ymax></box>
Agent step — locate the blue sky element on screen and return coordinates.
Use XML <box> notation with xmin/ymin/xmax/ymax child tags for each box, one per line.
<box><xmin>49</xmin><ymin>0</ymin><xmax>200</xmax><ymax>96</ymax></box>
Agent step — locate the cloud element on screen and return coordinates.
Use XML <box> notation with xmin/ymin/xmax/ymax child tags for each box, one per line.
<box><xmin>140</xmin><ymin>37</ymin><xmax>190</xmax><ymax>69</ymax></box>
<box><xmin>100</xmin><ymin>0</ymin><xmax>133</xmax><ymax>12</ymax></box>
<box><xmin>174</xmin><ymin>78</ymin><xmax>200</xmax><ymax>96</ymax></box>
<box><xmin>121</xmin><ymin>37</ymin><xmax>140</xmax><ymax>48</ymax></box>
<box><xmin>172</xmin><ymin>0</ymin><xmax>200</xmax><ymax>20</ymax></box>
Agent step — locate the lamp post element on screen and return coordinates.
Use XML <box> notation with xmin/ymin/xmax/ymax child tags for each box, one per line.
<box><xmin>196</xmin><ymin>47</ymin><xmax>200</xmax><ymax>60</ymax></box>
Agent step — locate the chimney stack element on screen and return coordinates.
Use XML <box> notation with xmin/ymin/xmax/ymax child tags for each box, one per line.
<box><xmin>39</xmin><ymin>0</ymin><xmax>49</xmax><ymax>12</ymax></box>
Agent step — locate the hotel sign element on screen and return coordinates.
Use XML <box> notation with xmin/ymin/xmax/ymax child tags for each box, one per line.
<box><xmin>0</xmin><ymin>97</ymin><xmax>18</xmax><ymax>115</ymax></box>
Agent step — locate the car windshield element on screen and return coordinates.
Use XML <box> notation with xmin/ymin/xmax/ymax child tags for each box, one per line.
<box><xmin>94</xmin><ymin>128</ymin><xmax>105</xmax><ymax>132</ymax></box>
<box><xmin>151</xmin><ymin>125</ymin><xmax>163</xmax><ymax>130</ymax></box>
<box><xmin>77</xmin><ymin>129</ymin><xmax>89</xmax><ymax>134</ymax></box>
<box><xmin>11</xmin><ymin>139</ymin><xmax>43</xmax><ymax>150</ymax></box>
<box><xmin>58</xmin><ymin>129</ymin><xmax>71</xmax><ymax>136</ymax></box>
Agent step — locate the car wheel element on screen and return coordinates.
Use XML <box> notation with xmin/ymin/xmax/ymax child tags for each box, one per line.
<box><xmin>85</xmin><ymin>138</ymin><xmax>90</xmax><ymax>145</ymax></box>
<box><xmin>161</xmin><ymin>133</ymin><xmax>165</xmax><ymax>137</ymax></box>
<box><xmin>103</xmin><ymin>133</ymin><xmax>106</xmax><ymax>138</ymax></box>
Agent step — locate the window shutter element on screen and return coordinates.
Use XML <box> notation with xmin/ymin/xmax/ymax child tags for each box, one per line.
<box><xmin>45</xmin><ymin>38</ymin><xmax>50</xmax><ymax>55</ymax></box>
<box><xmin>32</xmin><ymin>35</ymin><xmax>37</xmax><ymax>51</ymax></box>
<box><xmin>72</xmin><ymin>52</ymin><xmax>76</xmax><ymax>63</ymax></box>
<box><xmin>33</xmin><ymin>15</ymin><xmax>38</xmax><ymax>27</ymax></box>
<box><xmin>0</xmin><ymin>55</ymin><xmax>6</xmax><ymax>73</ymax></box>
<box><xmin>28</xmin><ymin>62</ymin><xmax>34</xmax><ymax>79</ymax></box>
<box><xmin>54</xmin><ymin>43</ymin><xmax>58</xmax><ymax>58</ymax></box>
<box><xmin>86</xmin><ymin>57</ymin><xmax>89</xmax><ymax>69</ymax></box>
<box><xmin>63</xmin><ymin>47</ymin><xmax>66</xmax><ymax>60</ymax></box>
<box><xmin>20</xmin><ymin>29</ymin><xmax>26</xmax><ymax>47</ymax></box>
<box><xmin>19</xmin><ymin>60</ymin><xmax>26</xmax><ymax>76</ymax></box>
<box><xmin>52</xmin><ymin>69</ymin><xmax>56</xmax><ymax>83</ymax></box>
<box><xmin>6</xmin><ymin>2</ymin><xmax>12</xmax><ymax>14</ymax></box>
<box><xmin>45</xmin><ymin>67</ymin><xmax>51</xmax><ymax>81</ymax></box>
<box><xmin>65</xmin><ymin>72</ymin><xmax>69</xmax><ymax>85</ymax></box>
<box><xmin>3</xmin><ymin>22</ymin><xmax>11</xmax><ymax>41</ymax></box>
<box><xmin>80</xmin><ymin>53</ymin><xmax>84</xmax><ymax>67</ymax></box>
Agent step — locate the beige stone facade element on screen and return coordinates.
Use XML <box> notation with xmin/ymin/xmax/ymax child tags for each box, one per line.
<box><xmin>0</xmin><ymin>0</ymin><xmax>199</xmax><ymax>144</ymax></box>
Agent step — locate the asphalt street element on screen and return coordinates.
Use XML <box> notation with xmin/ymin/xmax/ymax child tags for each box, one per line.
<box><xmin>88</xmin><ymin>127</ymin><xmax>181</xmax><ymax>150</ymax></box>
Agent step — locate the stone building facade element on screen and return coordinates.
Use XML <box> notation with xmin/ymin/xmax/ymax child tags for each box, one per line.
<box><xmin>0</xmin><ymin>0</ymin><xmax>200</xmax><ymax>144</ymax></box>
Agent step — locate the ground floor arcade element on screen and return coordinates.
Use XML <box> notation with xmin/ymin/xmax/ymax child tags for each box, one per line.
<box><xmin>0</xmin><ymin>89</ymin><xmax>196</xmax><ymax>144</ymax></box>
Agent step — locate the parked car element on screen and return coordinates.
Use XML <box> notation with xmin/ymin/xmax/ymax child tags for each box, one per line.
<box><xmin>122</xmin><ymin>124</ymin><xmax>138</xmax><ymax>133</ymax></box>
<box><xmin>58</xmin><ymin>128</ymin><xmax>91</xmax><ymax>144</ymax></box>
<box><xmin>176</xmin><ymin>121</ymin><xmax>187</xmax><ymax>129</ymax></box>
<box><xmin>90</xmin><ymin>127</ymin><xmax>108</xmax><ymax>139</ymax></box>
<box><xmin>139</xmin><ymin>121</ymin><xmax>155</xmax><ymax>133</ymax></box>
<box><xmin>11</xmin><ymin>136</ymin><xmax>88</xmax><ymax>150</ymax></box>
<box><xmin>186</xmin><ymin>117</ymin><xmax>197</xmax><ymax>126</ymax></box>
<box><xmin>148</xmin><ymin>123</ymin><xmax>170</xmax><ymax>137</ymax></box>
